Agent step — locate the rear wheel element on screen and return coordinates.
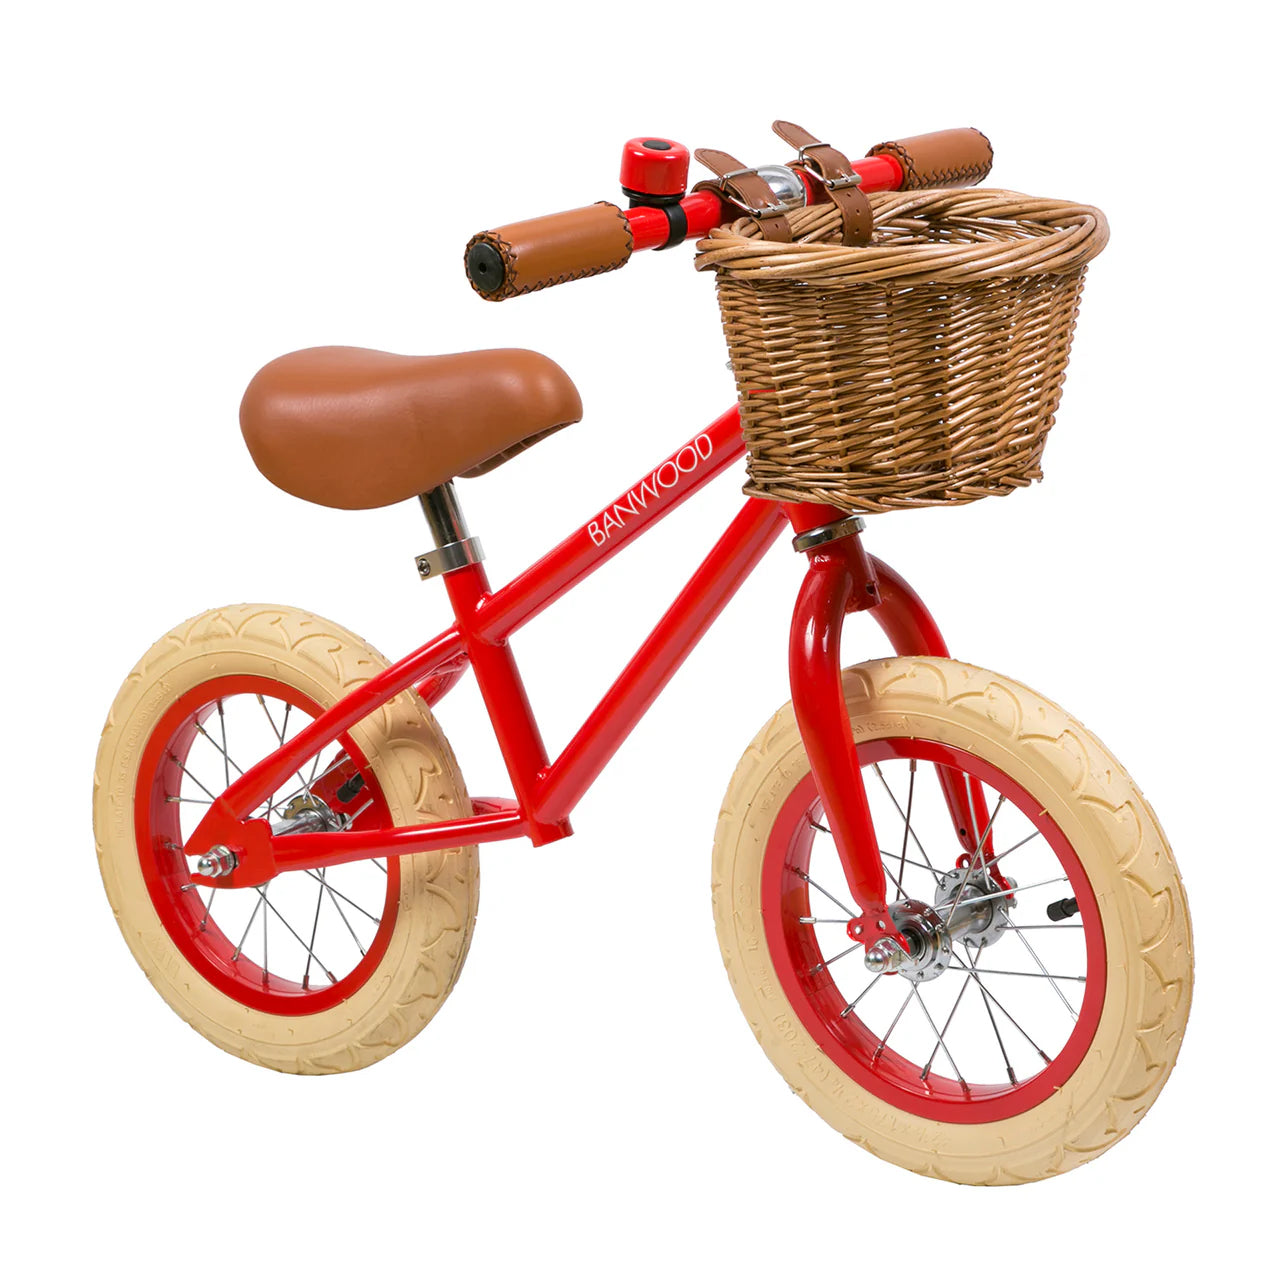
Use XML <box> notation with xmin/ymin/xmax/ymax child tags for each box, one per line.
<box><xmin>712</xmin><ymin>657</ymin><xmax>1191</xmax><ymax>1183</ymax></box>
<box><xmin>94</xmin><ymin>604</ymin><xmax>480</xmax><ymax>1073</ymax></box>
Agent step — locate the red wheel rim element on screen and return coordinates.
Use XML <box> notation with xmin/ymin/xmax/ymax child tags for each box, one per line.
<box><xmin>761</xmin><ymin>738</ymin><xmax>1107</xmax><ymax>1124</ymax></box>
<box><xmin>134</xmin><ymin>675</ymin><xmax>400</xmax><ymax>1015</ymax></box>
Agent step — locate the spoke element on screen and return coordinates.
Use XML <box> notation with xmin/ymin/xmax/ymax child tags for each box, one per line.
<box><xmin>966</xmin><ymin>939</ymin><xmax>1017</xmax><ymax>1085</ymax></box>
<box><xmin>216</xmin><ymin>699</ymin><xmax>230</xmax><ymax>789</ymax></box>
<box><xmin>373</xmin><ymin>860</ymin><xmax>387</xmax><ymax>875</ymax></box>
<box><xmin>791</xmin><ymin>866</ymin><xmax>856</xmax><ymax>920</ymax></box>
<box><xmin>872</xmin><ymin>765</ymin><xmax>943</xmax><ymax>884</ymax></box>
<box><xmin>974</xmin><ymin>791</ymin><xmax>1003</xmax><ymax>858</ymax></box>
<box><xmin>810</xmin><ymin>939</ymin><xmax>863</xmax><ymax>975</ymax></box>
<box><xmin>808</xmin><ymin>822</ymin><xmax>907</xmax><ymax>898</ymax></box>
<box><xmin>998</xmin><ymin>922</ymin><xmax>1083</xmax><ymax>931</ymax></box>
<box><xmin>881</xmin><ymin>850</ymin><xmax>941</xmax><ymax>877</ymax></box>
<box><xmin>989</xmin><ymin>828</ymin><xmax>1043</xmax><ymax>867</ymax></box>
<box><xmin>307</xmin><ymin>740</ymin><xmax>325</xmax><ymax>788</ymax></box>
<box><xmin>257</xmin><ymin>885</ymin><xmax>338</xmax><ymax>985</ymax></box>
<box><xmin>166</xmin><ymin>795</ymin><xmax>211</xmax><ymax>805</ymax></box>
<box><xmin>302</xmin><ymin>873</ymin><xmax>326</xmax><ymax>990</ymax></box>
<box><xmin>872</xmin><ymin>985</ymin><xmax>916</xmax><ymax>1065</ymax></box>
<box><xmin>321</xmin><ymin>874</ymin><xmax>367</xmax><ymax>956</ymax></box>
<box><xmin>897</xmin><ymin>759</ymin><xmax>916</xmax><ymax>889</ymax></box>
<box><xmin>947</xmin><ymin>964</ymin><xmax>1085</xmax><ymax>982</ymax></box>
<box><xmin>946</xmin><ymin>876</ymin><xmax>1070</xmax><ymax>912</ymax></box>
<box><xmin>951</xmin><ymin>949</ymin><xmax>1051</xmax><ymax>1064</ymax></box>
<box><xmin>199</xmin><ymin>887</ymin><xmax>216</xmax><ymax>932</ymax></box>
<box><xmin>1010</xmin><ymin>927</ymin><xmax>1079</xmax><ymax>1017</ymax></box>
<box><xmin>878</xmin><ymin>855</ymin><xmax>908</xmax><ymax>901</ymax></box>
<box><xmin>914</xmin><ymin>979</ymin><xmax>970</xmax><ymax>1087</ymax></box>
<box><xmin>945</xmin><ymin>793</ymin><xmax>1005</xmax><ymax>928</ymax></box>
<box><xmin>261</xmin><ymin>882</ymin><xmax>269</xmax><ymax>985</ymax></box>
<box><xmin>232</xmin><ymin>892</ymin><xmax>264</xmax><ymax>962</ymax></box>
<box><xmin>299</xmin><ymin>870</ymin><xmax>381</xmax><ymax>925</ymax></box>
<box><xmin>258</xmin><ymin>760</ymin><xmax>339</xmax><ymax>822</ymax></box>
<box><xmin>195</xmin><ymin>721</ymin><xmax>246</xmax><ymax>780</ymax></box>
<box><xmin>799</xmin><ymin>917</ymin><xmax>856</xmax><ymax>925</ymax></box>
<box><xmin>257</xmin><ymin>695</ymin><xmax>314</xmax><ymax>797</ymax></box>
<box><xmin>170</xmin><ymin>755</ymin><xmax>217</xmax><ymax>801</ymax></box>
<box><xmin>840</xmin><ymin>972</ymin><xmax>882</xmax><ymax>1017</ymax></box>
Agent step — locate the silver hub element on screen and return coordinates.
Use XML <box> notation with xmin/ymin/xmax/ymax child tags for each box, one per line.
<box><xmin>933</xmin><ymin>865</ymin><xmax>1016</xmax><ymax>949</ymax></box>
<box><xmin>272</xmin><ymin>793</ymin><xmax>346</xmax><ymax>837</ymax></box>
<box><xmin>863</xmin><ymin>867</ymin><xmax>1017</xmax><ymax>982</ymax></box>
<box><xmin>880</xmin><ymin>899</ymin><xmax>953</xmax><ymax>983</ymax></box>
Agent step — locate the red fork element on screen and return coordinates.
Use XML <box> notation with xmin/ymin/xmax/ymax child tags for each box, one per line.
<box><xmin>785</xmin><ymin>506</ymin><xmax>901</xmax><ymax>949</ymax></box>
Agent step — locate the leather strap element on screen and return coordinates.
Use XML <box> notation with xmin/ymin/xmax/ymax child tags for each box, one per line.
<box><xmin>692</xmin><ymin>148</ymin><xmax>792</xmax><ymax>243</ymax></box>
<box><xmin>772</xmin><ymin>120</ymin><xmax>872</xmax><ymax>246</ymax></box>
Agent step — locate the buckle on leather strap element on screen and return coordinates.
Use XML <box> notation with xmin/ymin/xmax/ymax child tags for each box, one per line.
<box><xmin>716</xmin><ymin>167</ymin><xmax>789</xmax><ymax>217</ymax></box>
<box><xmin>693</xmin><ymin>147</ymin><xmax>793</xmax><ymax>242</ymax></box>
<box><xmin>773</xmin><ymin>119</ymin><xmax>872</xmax><ymax>247</ymax></box>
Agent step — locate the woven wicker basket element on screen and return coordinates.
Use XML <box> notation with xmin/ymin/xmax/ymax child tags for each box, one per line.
<box><xmin>695</xmin><ymin>189</ymin><xmax>1109</xmax><ymax>511</ymax></box>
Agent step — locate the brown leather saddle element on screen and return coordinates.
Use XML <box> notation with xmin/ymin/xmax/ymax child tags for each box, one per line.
<box><xmin>239</xmin><ymin>346</ymin><xmax>582</xmax><ymax>510</ymax></box>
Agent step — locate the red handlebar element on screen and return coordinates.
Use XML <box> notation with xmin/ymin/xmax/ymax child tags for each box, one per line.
<box><xmin>464</xmin><ymin>127</ymin><xmax>992</xmax><ymax>300</ymax></box>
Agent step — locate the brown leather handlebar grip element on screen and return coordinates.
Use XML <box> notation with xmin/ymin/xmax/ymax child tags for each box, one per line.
<box><xmin>464</xmin><ymin>201</ymin><xmax>634</xmax><ymax>301</ymax></box>
<box><xmin>867</xmin><ymin>128</ymin><xmax>993</xmax><ymax>190</ymax></box>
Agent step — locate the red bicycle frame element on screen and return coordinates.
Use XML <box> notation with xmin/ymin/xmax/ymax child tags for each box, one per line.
<box><xmin>186</xmin><ymin>404</ymin><xmax>987</xmax><ymax>946</ymax></box>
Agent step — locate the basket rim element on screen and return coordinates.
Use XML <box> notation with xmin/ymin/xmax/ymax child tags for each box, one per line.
<box><xmin>694</xmin><ymin>188</ymin><xmax>1109</xmax><ymax>285</ymax></box>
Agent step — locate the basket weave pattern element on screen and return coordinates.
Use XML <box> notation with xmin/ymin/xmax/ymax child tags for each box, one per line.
<box><xmin>696</xmin><ymin>190</ymin><xmax>1109</xmax><ymax>511</ymax></box>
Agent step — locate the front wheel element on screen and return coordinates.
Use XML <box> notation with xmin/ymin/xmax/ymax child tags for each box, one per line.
<box><xmin>712</xmin><ymin>657</ymin><xmax>1191</xmax><ymax>1183</ymax></box>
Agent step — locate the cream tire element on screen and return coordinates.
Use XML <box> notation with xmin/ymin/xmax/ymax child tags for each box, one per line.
<box><xmin>93</xmin><ymin>603</ymin><xmax>480</xmax><ymax>1074</ymax></box>
<box><xmin>712</xmin><ymin>656</ymin><xmax>1192</xmax><ymax>1183</ymax></box>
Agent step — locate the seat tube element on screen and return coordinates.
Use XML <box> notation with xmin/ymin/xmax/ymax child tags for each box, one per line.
<box><xmin>420</xmin><ymin>484</ymin><xmax>570</xmax><ymax>846</ymax></box>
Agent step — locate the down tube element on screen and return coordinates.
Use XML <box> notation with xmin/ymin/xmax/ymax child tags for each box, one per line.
<box><xmin>533</xmin><ymin>498</ymin><xmax>788</xmax><ymax>823</ymax></box>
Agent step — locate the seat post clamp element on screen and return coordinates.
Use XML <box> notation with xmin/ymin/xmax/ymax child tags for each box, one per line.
<box><xmin>415</xmin><ymin>537</ymin><xmax>485</xmax><ymax>581</ymax></box>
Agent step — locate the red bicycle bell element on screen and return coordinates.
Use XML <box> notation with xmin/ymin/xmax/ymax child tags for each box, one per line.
<box><xmin>619</xmin><ymin>137</ymin><xmax>690</xmax><ymax>207</ymax></box>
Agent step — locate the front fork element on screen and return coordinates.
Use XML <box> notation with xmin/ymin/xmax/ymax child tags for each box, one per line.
<box><xmin>783</xmin><ymin>506</ymin><xmax>993</xmax><ymax>953</ymax></box>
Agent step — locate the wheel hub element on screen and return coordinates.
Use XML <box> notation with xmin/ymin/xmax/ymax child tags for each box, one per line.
<box><xmin>887</xmin><ymin>899</ymin><xmax>951</xmax><ymax>982</ymax></box>
<box><xmin>864</xmin><ymin>868</ymin><xmax>1017</xmax><ymax>982</ymax></box>
<box><xmin>273</xmin><ymin>793</ymin><xmax>346</xmax><ymax>837</ymax></box>
<box><xmin>933</xmin><ymin>865</ymin><xmax>1016</xmax><ymax>949</ymax></box>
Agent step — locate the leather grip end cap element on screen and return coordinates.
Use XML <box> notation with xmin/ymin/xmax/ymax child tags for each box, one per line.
<box><xmin>466</xmin><ymin>239</ymin><xmax>508</xmax><ymax>298</ymax></box>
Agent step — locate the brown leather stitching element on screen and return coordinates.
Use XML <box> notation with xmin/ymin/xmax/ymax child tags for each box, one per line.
<box><xmin>867</xmin><ymin>129</ymin><xmax>993</xmax><ymax>191</ymax></box>
<box><xmin>465</xmin><ymin>202</ymin><xmax>633</xmax><ymax>301</ymax></box>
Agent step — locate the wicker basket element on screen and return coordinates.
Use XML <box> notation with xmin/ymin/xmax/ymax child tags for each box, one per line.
<box><xmin>695</xmin><ymin>189</ymin><xmax>1109</xmax><ymax>511</ymax></box>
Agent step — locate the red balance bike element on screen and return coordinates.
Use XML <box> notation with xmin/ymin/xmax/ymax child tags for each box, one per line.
<box><xmin>93</xmin><ymin>125</ymin><xmax>1192</xmax><ymax>1184</ymax></box>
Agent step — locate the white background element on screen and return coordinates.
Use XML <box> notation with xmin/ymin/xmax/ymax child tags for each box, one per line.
<box><xmin>5</xmin><ymin>3</ymin><xmax>1274</xmax><ymax>1274</ymax></box>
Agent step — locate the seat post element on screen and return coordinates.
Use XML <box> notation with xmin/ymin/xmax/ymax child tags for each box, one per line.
<box><xmin>415</xmin><ymin>482</ymin><xmax>485</xmax><ymax>581</ymax></box>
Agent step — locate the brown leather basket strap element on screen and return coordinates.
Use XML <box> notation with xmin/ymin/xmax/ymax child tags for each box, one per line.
<box><xmin>465</xmin><ymin>202</ymin><xmax>633</xmax><ymax>301</ymax></box>
<box><xmin>692</xmin><ymin>148</ymin><xmax>792</xmax><ymax>243</ymax></box>
<box><xmin>772</xmin><ymin>120</ymin><xmax>871</xmax><ymax>246</ymax></box>
<box><xmin>867</xmin><ymin>128</ymin><xmax>994</xmax><ymax>190</ymax></box>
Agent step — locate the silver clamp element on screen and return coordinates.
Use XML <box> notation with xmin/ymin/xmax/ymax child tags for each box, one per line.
<box><xmin>791</xmin><ymin>515</ymin><xmax>866</xmax><ymax>554</ymax></box>
<box><xmin>415</xmin><ymin>536</ymin><xmax>484</xmax><ymax>580</ymax></box>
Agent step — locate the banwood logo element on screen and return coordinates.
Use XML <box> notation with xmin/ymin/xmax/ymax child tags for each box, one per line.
<box><xmin>588</xmin><ymin>435</ymin><xmax>714</xmax><ymax>546</ymax></box>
